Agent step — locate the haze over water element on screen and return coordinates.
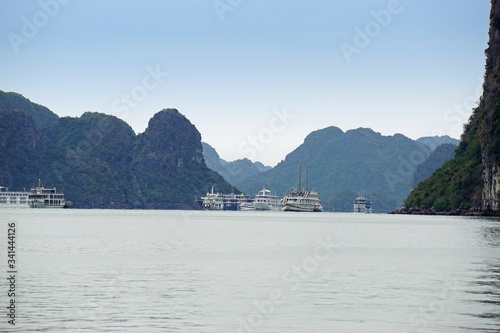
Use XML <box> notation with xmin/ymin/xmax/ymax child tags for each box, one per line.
<box><xmin>1</xmin><ymin>209</ymin><xmax>500</xmax><ymax>332</ymax></box>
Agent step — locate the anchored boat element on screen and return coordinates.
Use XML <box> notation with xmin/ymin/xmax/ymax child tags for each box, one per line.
<box><xmin>201</xmin><ymin>186</ymin><xmax>254</xmax><ymax>211</ymax></box>
<box><xmin>282</xmin><ymin>188</ymin><xmax>323</xmax><ymax>212</ymax></box>
<box><xmin>28</xmin><ymin>180</ymin><xmax>67</xmax><ymax>208</ymax></box>
<box><xmin>253</xmin><ymin>187</ymin><xmax>281</xmax><ymax>211</ymax></box>
<box><xmin>353</xmin><ymin>191</ymin><xmax>372</xmax><ymax>213</ymax></box>
<box><xmin>0</xmin><ymin>186</ymin><xmax>29</xmax><ymax>208</ymax></box>
<box><xmin>282</xmin><ymin>166</ymin><xmax>323</xmax><ymax>212</ymax></box>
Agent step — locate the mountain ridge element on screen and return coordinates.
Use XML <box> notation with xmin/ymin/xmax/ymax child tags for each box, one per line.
<box><xmin>202</xmin><ymin>142</ymin><xmax>271</xmax><ymax>186</ymax></box>
<box><xmin>0</xmin><ymin>91</ymin><xmax>59</xmax><ymax>129</ymax></box>
<box><xmin>0</xmin><ymin>91</ymin><xmax>464</xmax><ymax>211</ymax></box>
<box><xmin>237</xmin><ymin>126</ymin><xmax>431</xmax><ymax>212</ymax></box>
<box><xmin>0</xmin><ymin>92</ymin><xmax>234</xmax><ymax>208</ymax></box>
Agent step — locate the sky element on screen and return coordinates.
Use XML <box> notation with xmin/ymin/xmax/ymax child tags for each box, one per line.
<box><xmin>0</xmin><ymin>0</ymin><xmax>491</xmax><ymax>166</ymax></box>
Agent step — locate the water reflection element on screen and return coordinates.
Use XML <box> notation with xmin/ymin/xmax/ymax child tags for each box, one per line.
<box><xmin>480</xmin><ymin>225</ymin><xmax>500</xmax><ymax>247</ymax></box>
<box><xmin>466</xmin><ymin>258</ymin><xmax>500</xmax><ymax>332</ymax></box>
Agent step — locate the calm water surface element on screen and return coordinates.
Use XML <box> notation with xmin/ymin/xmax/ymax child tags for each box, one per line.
<box><xmin>1</xmin><ymin>209</ymin><xmax>500</xmax><ymax>332</ymax></box>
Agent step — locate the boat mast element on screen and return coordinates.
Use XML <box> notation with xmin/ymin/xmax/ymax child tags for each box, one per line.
<box><xmin>298</xmin><ymin>165</ymin><xmax>302</xmax><ymax>190</ymax></box>
<box><xmin>306</xmin><ymin>167</ymin><xmax>309</xmax><ymax>191</ymax></box>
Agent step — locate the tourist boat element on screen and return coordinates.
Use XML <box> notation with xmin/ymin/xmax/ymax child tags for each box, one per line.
<box><xmin>201</xmin><ymin>186</ymin><xmax>225</xmax><ymax>210</ymax></box>
<box><xmin>201</xmin><ymin>187</ymin><xmax>253</xmax><ymax>211</ymax></box>
<box><xmin>253</xmin><ymin>187</ymin><xmax>281</xmax><ymax>211</ymax></box>
<box><xmin>282</xmin><ymin>188</ymin><xmax>323</xmax><ymax>212</ymax></box>
<box><xmin>282</xmin><ymin>166</ymin><xmax>323</xmax><ymax>212</ymax></box>
<box><xmin>353</xmin><ymin>192</ymin><xmax>372</xmax><ymax>213</ymax></box>
<box><xmin>223</xmin><ymin>193</ymin><xmax>253</xmax><ymax>211</ymax></box>
<box><xmin>0</xmin><ymin>186</ymin><xmax>29</xmax><ymax>208</ymax></box>
<box><xmin>28</xmin><ymin>180</ymin><xmax>67</xmax><ymax>208</ymax></box>
<box><xmin>238</xmin><ymin>201</ymin><xmax>255</xmax><ymax>211</ymax></box>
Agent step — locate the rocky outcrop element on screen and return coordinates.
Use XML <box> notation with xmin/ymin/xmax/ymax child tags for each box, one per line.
<box><xmin>403</xmin><ymin>0</ymin><xmax>500</xmax><ymax>215</ymax></box>
<box><xmin>481</xmin><ymin>0</ymin><xmax>500</xmax><ymax>211</ymax></box>
<box><xmin>0</xmin><ymin>100</ymin><xmax>234</xmax><ymax>209</ymax></box>
<box><xmin>0</xmin><ymin>110</ymin><xmax>52</xmax><ymax>187</ymax></box>
<box><xmin>0</xmin><ymin>91</ymin><xmax>59</xmax><ymax>130</ymax></box>
<box><xmin>132</xmin><ymin>109</ymin><xmax>234</xmax><ymax>209</ymax></box>
<box><xmin>483</xmin><ymin>166</ymin><xmax>500</xmax><ymax>210</ymax></box>
<box><xmin>390</xmin><ymin>207</ymin><xmax>497</xmax><ymax>216</ymax></box>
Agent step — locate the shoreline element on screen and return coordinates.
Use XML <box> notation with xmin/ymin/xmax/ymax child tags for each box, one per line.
<box><xmin>389</xmin><ymin>207</ymin><xmax>500</xmax><ymax>217</ymax></box>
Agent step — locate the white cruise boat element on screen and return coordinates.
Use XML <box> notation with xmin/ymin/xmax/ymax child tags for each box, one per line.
<box><xmin>28</xmin><ymin>180</ymin><xmax>67</xmax><ymax>208</ymax></box>
<box><xmin>238</xmin><ymin>201</ymin><xmax>255</xmax><ymax>211</ymax></box>
<box><xmin>253</xmin><ymin>188</ymin><xmax>281</xmax><ymax>211</ymax></box>
<box><xmin>201</xmin><ymin>187</ymin><xmax>255</xmax><ymax>211</ymax></box>
<box><xmin>223</xmin><ymin>193</ymin><xmax>253</xmax><ymax>211</ymax></box>
<box><xmin>353</xmin><ymin>192</ymin><xmax>372</xmax><ymax>213</ymax></box>
<box><xmin>282</xmin><ymin>188</ymin><xmax>323</xmax><ymax>212</ymax></box>
<box><xmin>201</xmin><ymin>186</ymin><xmax>225</xmax><ymax>210</ymax></box>
<box><xmin>0</xmin><ymin>186</ymin><xmax>29</xmax><ymax>208</ymax></box>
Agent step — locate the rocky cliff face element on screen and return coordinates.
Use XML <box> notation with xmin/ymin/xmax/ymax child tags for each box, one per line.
<box><xmin>404</xmin><ymin>0</ymin><xmax>500</xmax><ymax>214</ymax></box>
<box><xmin>0</xmin><ymin>110</ymin><xmax>52</xmax><ymax>187</ymax></box>
<box><xmin>132</xmin><ymin>109</ymin><xmax>234</xmax><ymax>208</ymax></box>
<box><xmin>44</xmin><ymin>112</ymin><xmax>138</xmax><ymax>208</ymax></box>
<box><xmin>481</xmin><ymin>0</ymin><xmax>500</xmax><ymax>211</ymax></box>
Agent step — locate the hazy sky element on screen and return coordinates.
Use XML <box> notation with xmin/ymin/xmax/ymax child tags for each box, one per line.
<box><xmin>0</xmin><ymin>0</ymin><xmax>490</xmax><ymax>166</ymax></box>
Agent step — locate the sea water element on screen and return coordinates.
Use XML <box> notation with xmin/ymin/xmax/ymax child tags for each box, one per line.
<box><xmin>0</xmin><ymin>209</ymin><xmax>499</xmax><ymax>332</ymax></box>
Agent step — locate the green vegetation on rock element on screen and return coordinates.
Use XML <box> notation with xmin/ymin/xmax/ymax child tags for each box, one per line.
<box><xmin>403</xmin><ymin>0</ymin><xmax>500</xmax><ymax>214</ymax></box>
<box><xmin>0</xmin><ymin>91</ymin><xmax>59</xmax><ymax>130</ymax></box>
<box><xmin>0</xmin><ymin>94</ymin><xmax>234</xmax><ymax>209</ymax></box>
<box><xmin>237</xmin><ymin>126</ymin><xmax>431</xmax><ymax>212</ymax></box>
<box><xmin>411</xmin><ymin>143</ymin><xmax>458</xmax><ymax>188</ymax></box>
<box><xmin>404</xmin><ymin>114</ymin><xmax>483</xmax><ymax>211</ymax></box>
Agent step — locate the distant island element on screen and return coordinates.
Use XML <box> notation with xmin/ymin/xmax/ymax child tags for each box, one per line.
<box><xmin>234</xmin><ymin>127</ymin><xmax>457</xmax><ymax>212</ymax></box>
<box><xmin>0</xmin><ymin>91</ymin><xmax>234</xmax><ymax>209</ymax></box>
<box><xmin>0</xmin><ymin>90</ymin><xmax>462</xmax><ymax>212</ymax></box>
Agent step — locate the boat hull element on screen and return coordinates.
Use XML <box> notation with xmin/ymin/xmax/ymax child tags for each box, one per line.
<box><xmin>30</xmin><ymin>201</ymin><xmax>65</xmax><ymax>209</ymax></box>
<box><xmin>0</xmin><ymin>203</ymin><xmax>29</xmax><ymax>209</ymax></box>
<box><xmin>254</xmin><ymin>202</ymin><xmax>281</xmax><ymax>211</ymax></box>
<box><xmin>283</xmin><ymin>203</ymin><xmax>323</xmax><ymax>212</ymax></box>
<box><xmin>281</xmin><ymin>189</ymin><xmax>323</xmax><ymax>212</ymax></box>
